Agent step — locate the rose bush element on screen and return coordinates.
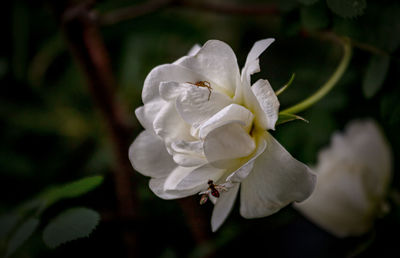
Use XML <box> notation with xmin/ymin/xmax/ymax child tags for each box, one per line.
<box><xmin>129</xmin><ymin>39</ymin><xmax>316</xmax><ymax>231</ymax></box>
<box><xmin>295</xmin><ymin>120</ymin><xmax>392</xmax><ymax>237</ymax></box>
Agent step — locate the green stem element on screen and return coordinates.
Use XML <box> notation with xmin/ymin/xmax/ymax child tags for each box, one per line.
<box><xmin>280</xmin><ymin>37</ymin><xmax>352</xmax><ymax>114</ymax></box>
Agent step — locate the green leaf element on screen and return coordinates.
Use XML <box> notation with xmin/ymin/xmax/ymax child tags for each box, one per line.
<box><xmin>276</xmin><ymin>73</ymin><xmax>295</xmax><ymax>96</ymax></box>
<box><xmin>40</xmin><ymin>175</ymin><xmax>104</xmax><ymax>209</ymax></box>
<box><xmin>362</xmin><ymin>55</ymin><xmax>390</xmax><ymax>98</ymax></box>
<box><xmin>297</xmin><ymin>0</ymin><xmax>319</xmax><ymax>6</ymax></box>
<box><xmin>277</xmin><ymin>113</ymin><xmax>309</xmax><ymax>125</ymax></box>
<box><xmin>300</xmin><ymin>3</ymin><xmax>329</xmax><ymax>30</ymax></box>
<box><xmin>0</xmin><ymin>214</ymin><xmax>21</xmax><ymax>239</ymax></box>
<box><xmin>326</xmin><ymin>0</ymin><xmax>366</xmax><ymax>18</ymax></box>
<box><xmin>6</xmin><ymin>218</ymin><xmax>39</xmax><ymax>257</ymax></box>
<box><xmin>42</xmin><ymin>207</ymin><xmax>100</xmax><ymax>249</ymax></box>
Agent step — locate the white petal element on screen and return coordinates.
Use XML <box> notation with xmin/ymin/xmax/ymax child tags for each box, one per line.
<box><xmin>322</xmin><ymin>120</ymin><xmax>392</xmax><ymax>186</ymax></box>
<box><xmin>174</xmin><ymin>44</ymin><xmax>202</xmax><ymax>64</ymax></box>
<box><xmin>225</xmin><ymin>136</ymin><xmax>266</xmax><ymax>183</ymax></box>
<box><xmin>172</xmin><ymin>154</ymin><xmax>206</xmax><ymax>167</ymax></box>
<box><xmin>142</xmin><ymin>64</ymin><xmax>203</xmax><ymax>104</ymax></box>
<box><xmin>129</xmin><ymin>130</ymin><xmax>176</xmax><ymax>178</ymax></box>
<box><xmin>211</xmin><ymin>183</ymin><xmax>240</xmax><ymax>232</ymax></box>
<box><xmin>175</xmin><ymin>164</ymin><xmax>226</xmax><ymax>191</ymax></box>
<box><xmin>240</xmin><ymin>132</ymin><xmax>316</xmax><ymax>218</ymax></box>
<box><xmin>153</xmin><ymin>102</ymin><xmax>194</xmax><ymax>142</ymax></box>
<box><xmin>295</xmin><ymin>119</ymin><xmax>392</xmax><ymax>237</ymax></box>
<box><xmin>236</xmin><ymin>82</ymin><xmax>269</xmax><ymax>130</ymax></box>
<box><xmin>159</xmin><ymin>81</ymin><xmax>186</xmax><ymax>101</ymax></box>
<box><xmin>149</xmin><ymin>177</ymin><xmax>196</xmax><ymax>200</ymax></box>
<box><xmin>198</xmin><ymin>104</ymin><xmax>254</xmax><ymax>139</ymax></box>
<box><xmin>209</xmin><ymin>194</ymin><xmax>218</xmax><ymax>204</ymax></box>
<box><xmin>203</xmin><ymin>121</ymin><xmax>256</xmax><ymax>169</ymax></box>
<box><xmin>226</xmin><ymin>162</ymin><xmax>254</xmax><ymax>183</ymax></box>
<box><xmin>163</xmin><ymin>166</ymin><xmax>195</xmax><ymax>191</ymax></box>
<box><xmin>251</xmin><ymin>79</ymin><xmax>280</xmax><ymax>130</ymax></box>
<box><xmin>187</xmin><ymin>44</ymin><xmax>202</xmax><ymax>56</ymax></box>
<box><xmin>135</xmin><ymin>99</ymin><xmax>165</xmax><ymax>131</ymax></box>
<box><xmin>175</xmin><ymin>40</ymin><xmax>241</xmax><ymax>97</ymax></box>
<box><xmin>295</xmin><ymin>163</ymin><xmax>372</xmax><ymax>237</ymax></box>
<box><xmin>175</xmin><ymin>84</ymin><xmax>233</xmax><ymax>128</ymax></box>
<box><xmin>241</xmin><ymin>38</ymin><xmax>275</xmax><ymax>85</ymax></box>
<box><xmin>169</xmin><ymin>140</ymin><xmax>205</xmax><ymax>167</ymax></box>
<box><xmin>171</xmin><ymin>140</ymin><xmax>204</xmax><ymax>155</ymax></box>
<box><xmin>135</xmin><ymin>106</ymin><xmax>150</xmax><ymax>129</ymax></box>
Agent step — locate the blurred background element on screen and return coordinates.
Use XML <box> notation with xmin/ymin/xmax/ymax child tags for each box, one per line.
<box><xmin>0</xmin><ymin>0</ymin><xmax>399</xmax><ymax>257</ymax></box>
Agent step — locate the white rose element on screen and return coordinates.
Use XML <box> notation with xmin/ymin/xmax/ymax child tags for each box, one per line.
<box><xmin>295</xmin><ymin>120</ymin><xmax>392</xmax><ymax>237</ymax></box>
<box><xmin>129</xmin><ymin>39</ymin><xmax>316</xmax><ymax>231</ymax></box>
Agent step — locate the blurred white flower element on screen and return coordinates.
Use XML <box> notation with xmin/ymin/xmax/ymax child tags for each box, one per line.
<box><xmin>295</xmin><ymin>120</ymin><xmax>392</xmax><ymax>237</ymax></box>
<box><xmin>129</xmin><ymin>39</ymin><xmax>316</xmax><ymax>231</ymax></box>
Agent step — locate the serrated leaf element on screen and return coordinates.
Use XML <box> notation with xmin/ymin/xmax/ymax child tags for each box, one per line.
<box><xmin>40</xmin><ymin>175</ymin><xmax>103</xmax><ymax>208</ymax></box>
<box><xmin>276</xmin><ymin>73</ymin><xmax>295</xmax><ymax>96</ymax></box>
<box><xmin>298</xmin><ymin>0</ymin><xmax>319</xmax><ymax>6</ymax></box>
<box><xmin>327</xmin><ymin>0</ymin><xmax>366</xmax><ymax>18</ymax></box>
<box><xmin>363</xmin><ymin>55</ymin><xmax>390</xmax><ymax>98</ymax></box>
<box><xmin>277</xmin><ymin>113</ymin><xmax>309</xmax><ymax>125</ymax></box>
<box><xmin>5</xmin><ymin>218</ymin><xmax>39</xmax><ymax>257</ymax></box>
<box><xmin>42</xmin><ymin>207</ymin><xmax>100</xmax><ymax>249</ymax></box>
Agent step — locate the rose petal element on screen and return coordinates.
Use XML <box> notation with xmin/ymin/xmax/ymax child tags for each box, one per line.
<box><xmin>169</xmin><ymin>140</ymin><xmax>205</xmax><ymax>167</ymax></box>
<box><xmin>149</xmin><ymin>177</ymin><xmax>196</xmax><ymax>200</ymax></box>
<box><xmin>142</xmin><ymin>64</ymin><xmax>204</xmax><ymax>104</ymax></box>
<box><xmin>175</xmin><ymin>40</ymin><xmax>241</xmax><ymax>97</ymax></box>
<box><xmin>129</xmin><ymin>130</ymin><xmax>176</xmax><ymax>178</ymax></box>
<box><xmin>135</xmin><ymin>106</ymin><xmax>150</xmax><ymax>129</ymax></box>
<box><xmin>198</xmin><ymin>104</ymin><xmax>254</xmax><ymax>139</ymax></box>
<box><xmin>211</xmin><ymin>183</ymin><xmax>240</xmax><ymax>232</ymax></box>
<box><xmin>170</xmin><ymin>142</ymin><xmax>203</xmax><ymax>166</ymax></box>
<box><xmin>240</xmin><ymin>132</ymin><xmax>316</xmax><ymax>218</ymax></box>
<box><xmin>153</xmin><ymin>102</ymin><xmax>194</xmax><ymax>142</ymax></box>
<box><xmin>172</xmin><ymin>154</ymin><xmax>206</xmax><ymax>167</ymax></box>
<box><xmin>203</xmin><ymin>121</ymin><xmax>256</xmax><ymax>168</ymax></box>
<box><xmin>251</xmin><ymin>79</ymin><xmax>280</xmax><ymax>130</ymax></box>
<box><xmin>135</xmin><ymin>99</ymin><xmax>165</xmax><ymax>131</ymax></box>
<box><xmin>225</xmin><ymin>136</ymin><xmax>266</xmax><ymax>183</ymax></box>
<box><xmin>171</xmin><ymin>140</ymin><xmax>204</xmax><ymax>155</ymax></box>
<box><xmin>175</xmin><ymin>84</ymin><xmax>233</xmax><ymax>128</ymax></box>
<box><xmin>159</xmin><ymin>81</ymin><xmax>187</xmax><ymax>101</ymax></box>
<box><xmin>241</xmin><ymin>38</ymin><xmax>275</xmax><ymax>85</ymax></box>
<box><xmin>295</xmin><ymin>119</ymin><xmax>392</xmax><ymax>237</ymax></box>
<box><xmin>295</xmin><ymin>163</ymin><xmax>372</xmax><ymax>237</ymax></box>
<box><xmin>187</xmin><ymin>44</ymin><xmax>202</xmax><ymax>56</ymax></box>
<box><xmin>175</xmin><ymin>164</ymin><xmax>226</xmax><ymax>191</ymax></box>
<box><xmin>163</xmin><ymin>166</ymin><xmax>196</xmax><ymax>191</ymax></box>
<box><xmin>173</xmin><ymin>44</ymin><xmax>202</xmax><ymax>64</ymax></box>
<box><xmin>321</xmin><ymin>120</ymin><xmax>392</xmax><ymax>183</ymax></box>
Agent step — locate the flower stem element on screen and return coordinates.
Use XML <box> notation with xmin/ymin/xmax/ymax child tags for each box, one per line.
<box><xmin>280</xmin><ymin>37</ymin><xmax>352</xmax><ymax>115</ymax></box>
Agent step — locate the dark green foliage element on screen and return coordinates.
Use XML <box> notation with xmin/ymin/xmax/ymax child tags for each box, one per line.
<box><xmin>42</xmin><ymin>208</ymin><xmax>100</xmax><ymax>249</ymax></box>
<box><xmin>326</xmin><ymin>0</ymin><xmax>367</xmax><ymax>18</ymax></box>
<box><xmin>362</xmin><ymin>55</ymin><xmax>390</xmax><ymax>98</ymax></box>
<box><xmin>5</xmin><ymin>218</ymin><xmax>39</xmax><ymax>257</ymax></box>
<box><xmin>1</xmin><ymin>0</ymin><xmax>399</xmax><ymax>257</ymax></box>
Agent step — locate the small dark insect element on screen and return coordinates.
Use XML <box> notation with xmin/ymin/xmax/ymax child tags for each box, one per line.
<box><xmin>187</xmin><ymin>81</ymin><xmax>213</xmax><ymax>100</ymax></box>
<box><xmin>208</xmin><ymin>180</ymin><xmax>220</xmax><ymax>198</ymax></box>
<box><xmin>199</xmin><ymin>180</ymin><xmax>227</xmax><ymax>205</ymax></box>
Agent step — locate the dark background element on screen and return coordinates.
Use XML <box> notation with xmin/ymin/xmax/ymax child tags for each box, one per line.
<box><xmin>0</xmin><ymin>0</ymin><xmax>399</xmax><ymax>257</ymax></box>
